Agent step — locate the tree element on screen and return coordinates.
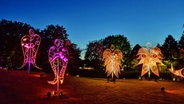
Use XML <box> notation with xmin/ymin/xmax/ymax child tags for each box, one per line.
<box><xmin>178</xmin><ymin>32</ymin><xmax>184</xmax><ymax>59</ymax></box>
<box><xmin>161</xmin><ymin>35</ymin><xmax>179</xmax><ymax>60</ymax></box>
<box><xmin>0</xmin><ymin>19</ymin><xmax>32</xmax><ymax>68</ymax></box>
<box><xmin>161</xmin><ymin>35</ymin><xmax>180</xmax><ymax>68</ymax></box>
<box><xmin>85</xmin><ymin>40</ymin><xmax>103</xmax><ymax>61</ymax></box>
<box><xmin>178</xmin><ymin>32</ymin><xmax>184</xmax><ymax>46</ymax></box>
<box><xmin>129</xmin><ymin>44</ymin><xmax>141</xmax><ymax>69</ymax></box>
<box><xmin>176</xmin><ymin>28</ymin><xmax>184</xmax><ymax>68</ymax></box>
<box><xmin>85</xmin><ymin>40</ymin><xmax>104</xmax><ymax>70</ymax></box>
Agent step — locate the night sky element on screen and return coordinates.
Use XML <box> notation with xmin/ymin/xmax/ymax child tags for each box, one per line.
<box><xmin>1</xmin><ymin>0</ymin><xmax>184</xmax><ymax>51</ymax></box>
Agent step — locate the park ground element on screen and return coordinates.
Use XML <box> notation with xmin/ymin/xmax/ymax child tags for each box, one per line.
<box><xmin>0</xmin><ymin>70</ymin><xmax>184</xmax><ymax>104</ymax></box>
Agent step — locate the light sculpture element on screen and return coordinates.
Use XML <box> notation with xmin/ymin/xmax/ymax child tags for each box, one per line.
<box><xmin>168</xmin><ymin>64</ymin><xmax>184</xmax><ymax>78</ymax></box>
<box><xmin>48</xmin><ymin>39</ymin><xmax>69</xmax><ymax>93</ymax></box>
<box><xmin>103</xmin><ymin>44</ymin><xmax>123</xmax><ymax>82</ymax></box>
<box><xmin>168</xmin><ymin>48</ymin><xmax>184</xmax><ymax>78</ymax></box>
<box><xmin>18</xmin><ymin>29</ymin><xmax>41</xmax><ymax>72</ymax></box>
<box><xmin>137</xmin><ymin>43</ymin><xmax>164</xmax><ymax>78</ymax></box>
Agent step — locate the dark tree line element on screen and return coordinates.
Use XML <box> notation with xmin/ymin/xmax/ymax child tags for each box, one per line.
<box><xmin>1</xmin><ymin>19</ymin><xmax>184</xmax><ymax>74</ymax></box>
<box><xmin>84</xmin><ymin>32</ymin><xmax>184</xmax><ymax>71</ymax></box>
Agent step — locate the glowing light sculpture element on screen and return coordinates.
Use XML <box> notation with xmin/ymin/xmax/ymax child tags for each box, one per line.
<box><xmin>137</xmin><ymin>43</ymin><xmax>164</xmax><ymax>78</ymax></box>
<box><xmin>168</xmin><ymin>64</ymin><xmax>184</xmax><ymax>78</ymax></box>
<box><xmin>18</xmin><ymin>29</ymin><xmax>42</xmax><ymax>72</ymax></box>
<box><xmin>48</xmin><ymin>39</ymin><xmax>69</xmax><ymax>93</ymax></box>
<box><xmin>103</xmin><ymin>44</ymin><xmax>123</xmax><ymax>81</ymax></box>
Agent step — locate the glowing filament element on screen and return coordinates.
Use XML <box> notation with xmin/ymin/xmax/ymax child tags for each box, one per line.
<box><xmin>103</xmin><ymin>44</ymin><xmax>123</xmax><ymax>79</ymax></box>
<box><xmin>169</xmin><ymin>64</ymin><xmax>184</xmax><ymax>78</ymax></box>
<box><xmin>18</xmin><ymin>29</ymin><xmax>41</xmax><ymax>72</ymax></box>
<box><xmin>48</xmin><ymin>39</ymin><xmax>69</xmax><ymax>91</ymax></box>
<box><xmin>137</xmin><ymin>47</ymin><xmax>164</xmax><ymax>77</ymax></box>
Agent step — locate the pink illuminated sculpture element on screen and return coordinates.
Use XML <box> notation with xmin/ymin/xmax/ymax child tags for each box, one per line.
<box><xmin>137</xmin><ymin>43</ymin><xmax>164</xmax><ymax>78</ymax></box>
<box><xmin>18</xmin><ymin>29</ymin><xmax>41</xmax><ymax>72</ymax></box>
<box><xmin>103</xmin><ymin>44</ymin><xmax>123</xmax><ymax>82</ymax></box>
<box><xmin>48</xmin><ymin>39</ymin><xmax>69</xmax><ymax>93</ymax></box>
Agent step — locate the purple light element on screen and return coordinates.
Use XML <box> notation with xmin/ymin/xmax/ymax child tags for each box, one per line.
<box><xmin>48</xmin><ymin>38</ymin><xmax>69</xmax><ymax>93</ymax></box>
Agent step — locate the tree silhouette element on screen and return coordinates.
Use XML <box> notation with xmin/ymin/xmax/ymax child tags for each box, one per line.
<box><xmin>0</xmin><ymin>19</ymin><xmax>32</xmax><ymax>68</ymax></box>
<box><xmin>161</xmin><ymin>35</ymin><xmax>179</xmax><ymax>60</ymax></box>
<box><xmin>129</xmin><ymin>44</ymin><xmax>141</xmax><ymax>69</ymax></box>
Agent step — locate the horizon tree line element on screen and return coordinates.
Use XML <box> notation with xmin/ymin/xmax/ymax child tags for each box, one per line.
<box><xmin>0</xmin><ymin>19</ymin><xmax>184</xmax><ymax>74</ymax></box>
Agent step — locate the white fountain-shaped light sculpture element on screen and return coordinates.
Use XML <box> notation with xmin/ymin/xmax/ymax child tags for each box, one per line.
<box><xmin>48</xmin><ymin>39</ymin><xmax>69</xmax><ymax>93</ymax></box>
<box><xmin>18</xmin><ymin>29</ymin><xmax>42</xmax><ymax>72</ymax></box>
<box><xmin>103</xmin><ymin>44</ymin><xmax>123</xmax><ymax>81</ymax></box>
<box><xmin>137</xmin><ymin>42</ymin><xmax>164</xmax><ymax>78</ymax></box>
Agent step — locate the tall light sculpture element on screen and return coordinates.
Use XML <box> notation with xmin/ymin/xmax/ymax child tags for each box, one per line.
<box><xmin>103</xmin><ymin>44</ymin><xmax>123</xmax><ymax>82</ymax></box>
<box><xmin>137</xmin><ymin>42</ymin><xmax>164</xmax><ymax>78</ymax></box>
<box><xmin>48</xmin><ymin>39</ymin><xmax>69</xmax><ymax>94</ymax></box>
<box><xmin>18</xmin><ymin>29</ymin><xmax>41</xmax><ymax>72</ymax></box>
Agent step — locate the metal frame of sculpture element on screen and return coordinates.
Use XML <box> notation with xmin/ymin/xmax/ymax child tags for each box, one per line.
<box><xmin>103</xmin><ymin>44</ymin><xmax>123</xmax><ymax>82</ymax></box>
<box><xmin>137</xmin><ymin>43</ymin><xmax>164</xmax><ymax>78</ymax></box>
<box><xmin>18</xmin><ymin>29</ymin><xmax>41</xmax><ymax>72</ymax></box>
<box><xmin>48</xmin><ymin>38</ymin><xmax>69</xmax><ymax>94</ymax></box>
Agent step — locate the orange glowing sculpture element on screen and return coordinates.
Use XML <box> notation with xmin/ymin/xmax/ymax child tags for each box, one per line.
<box><xmin>18</xmin><ymin>29</ymin><xmax>41</xmax><ymax>72</ymax></box>
<box><xmin>137</xmin><ymin>44</ymin><xmax>163</xmax><ymax>78</ymax></box>
<box><xmin>103</xmin><ymin>44</ymin><xmax>123</xmax><ymax>80</ymax></box>
<box><xmin>48</xmin><ymin>39</ymin><xmax>69</xmax><ymax>93</ymax></box>
<box><xmin>168</xmin><ymin>64</ymin><xmax>184</xmax><ymax>78</ymax></box>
